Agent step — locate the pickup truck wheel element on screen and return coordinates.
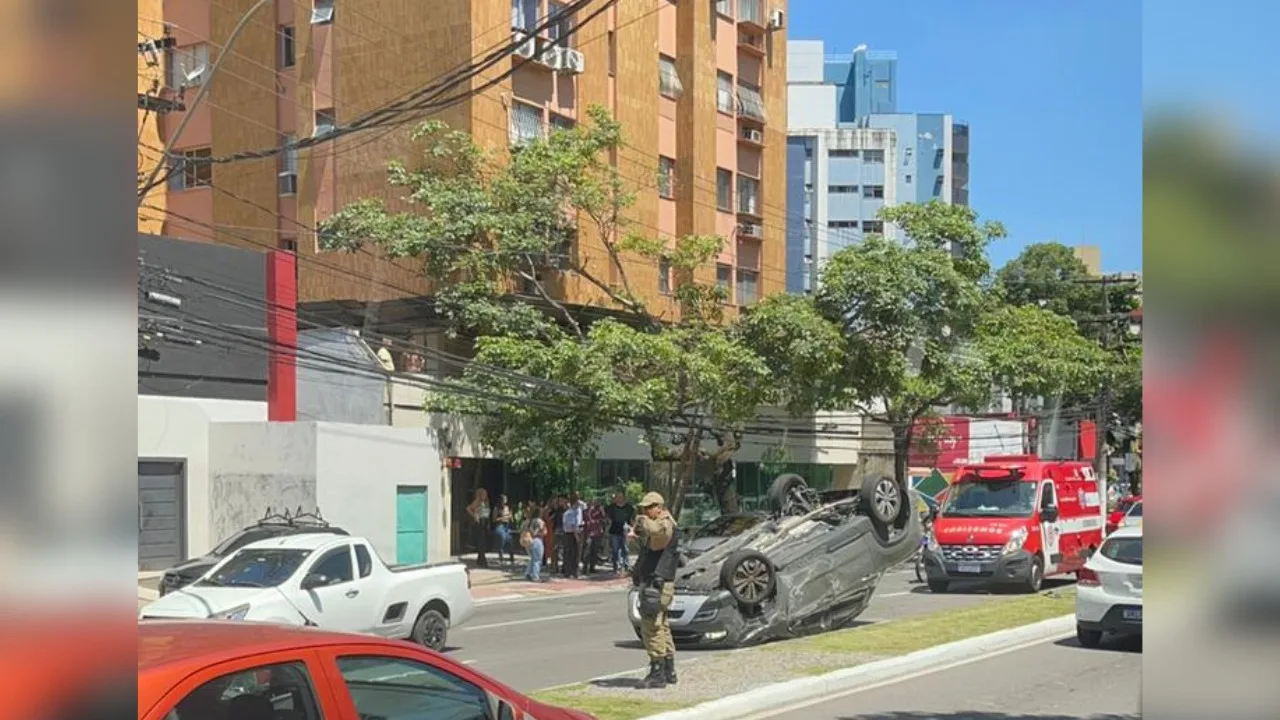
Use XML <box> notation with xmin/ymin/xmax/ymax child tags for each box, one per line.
<box><xmin>412</xmin><ymin>609</ymin><xmax>449</xmax><ymax>652</ymax></box>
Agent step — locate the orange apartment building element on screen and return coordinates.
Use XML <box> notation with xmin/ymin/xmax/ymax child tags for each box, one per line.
<box><xmin>138</xmin><ymin>0</ymin><xmax>788</xmax><ymax>360</ymax></box>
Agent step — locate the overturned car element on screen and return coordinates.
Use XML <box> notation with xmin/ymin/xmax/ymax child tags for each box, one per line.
<box><xmin>628</xmin><ymin>473</ymin><xmax>922</xmax><ymax>648</ymax></box>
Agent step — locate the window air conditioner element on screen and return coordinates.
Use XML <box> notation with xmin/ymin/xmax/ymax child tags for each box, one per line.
<box><xmin>743</xmin><ymin>128</ymin><xmax>762</xmax><ymax>143</ymax></box>
<box><xmin>277</xmin><ymin>171</ymin><xmax>298</xmax><ymax>195</ymax></box>
<box><xmin>513</xmin><ymin>32</ymin><xmax>536</xmax><ymax>59</ymax></box>
<box><xmin>559</xmin><ymin>48</ymin><xmax>585</xmax><ymax>75</ymax></box>
<box><xmin>769</xmin><ymin>9</ymin><xmax>785</xmax><ymax>28</ymax></box>
<box><xmin>738</xmin><ymin>222</ymin><xmax>763</xmax><ymax>237</ymax></box>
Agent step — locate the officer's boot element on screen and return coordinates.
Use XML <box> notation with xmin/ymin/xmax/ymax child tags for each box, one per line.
<box><xmin>636</xmin><ymin>659</ymin><xmax>667</xmax><ymax>689</ymax></box>
<box><xmin>663</xmin><ymin>655</ymin><xmax>677</xmax><ymax>684</ymax></box>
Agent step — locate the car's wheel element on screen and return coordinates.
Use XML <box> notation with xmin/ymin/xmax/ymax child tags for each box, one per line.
<box><xmin>861</xmin><ymin>475</ymin><xmax>911</xmax><ymax>539</ymax></box>
<box><xmin>411</xmin><ymin>608</ymin><xmax>449</xmax><ymax>652</ymax></box>
<box><xmin>1023</xmin><ymin>555</ymin><xmax>1045</xmax><ymax>593</ymax></box>
<box><xmin>720</xmin><ymin>549</ymin><xmax>777</xmax><ymax>607</ymax></box>
<box><xmin>768</xmin><ymin>473</ymin><xmax>815</xmax><ymax>516</ymax></box>
<box><xmin>1076</xmin><ymin>625</ymin><xmax>1103</xmax><ymax>649</ymax></box>
<box><xmin>927</xmin><ymin>578</ymin><xmax>949</xmax><ymax>593</ymax></box>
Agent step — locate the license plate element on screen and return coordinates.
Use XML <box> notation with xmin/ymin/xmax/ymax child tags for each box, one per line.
<box><xmin>1122</xmin><ymin>608</ymin><xmax>1142</xmax><ymax>621</ymax></box>
<box><xmin>956</xmin><ymin>563</ymin><xmax>982</xmax><ymax>574</ymax></box>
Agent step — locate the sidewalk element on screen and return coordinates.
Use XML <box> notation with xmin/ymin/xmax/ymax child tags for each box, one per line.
<box><xmin>461</xmin><ymin>552</ymin><xmax>632</xmax><ymax>602</ymax></box>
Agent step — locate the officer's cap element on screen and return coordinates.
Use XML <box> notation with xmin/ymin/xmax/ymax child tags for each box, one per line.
<box><xmin>638</xmin><ymin>492</ymin><xmax>665</xmax><ymax>508</ymax></box>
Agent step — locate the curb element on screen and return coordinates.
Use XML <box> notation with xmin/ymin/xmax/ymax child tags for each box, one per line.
<box><xmin>637</xmin><ymin>614</ymin><xmax>1076</xmax><ymax>720</ymax></box>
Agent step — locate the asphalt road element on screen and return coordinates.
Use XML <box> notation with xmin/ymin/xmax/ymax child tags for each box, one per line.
<box><xmin>450</xmin><ymin>567</ymin><xmax>1070</xmax><ymax>693</ymax></box>
<box><xmin>756</xmin><ymin>633</ymin><xmax>1141</xmax><ymax>720</ymax></box>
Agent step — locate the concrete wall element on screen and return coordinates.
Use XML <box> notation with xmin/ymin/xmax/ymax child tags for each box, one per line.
<box><xmin>297</xmin><ymin>328</ymin><xmax>389</xmax><ymax>424</ymax></box>
<box><xmin>207</xmin><ymin>421</ymin><xmax>450</xmax><ymax>563</ymax></box>
<box><xmin>138</xmin><ymin>395</ymin><xmax>268</xmax><ymax>557</ymax></box>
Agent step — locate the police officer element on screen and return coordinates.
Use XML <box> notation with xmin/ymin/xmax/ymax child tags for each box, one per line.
<box><xmin>629</xmin><ymin>491</ymin><xmax>679</xmax><ymax>689</ymax></box>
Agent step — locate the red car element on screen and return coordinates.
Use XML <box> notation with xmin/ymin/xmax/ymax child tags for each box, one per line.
<box><xmin>139</xmin><ymin>620</ymin><xmax>595</xmax><ymax>720</ymax></box>
<box><xmin>1107</xmin><ymin>495</ymin><xmax>1142</xmax><ymax>536</ymax></box>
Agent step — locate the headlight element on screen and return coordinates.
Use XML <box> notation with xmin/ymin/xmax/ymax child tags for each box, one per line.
<box><xmin>1002</xmin><ymin>528</ymin><xmax>1028</xmax><ymax>555</ymax></box>
<box><xmin>926</xmin><ymin>532</ymin><xmax>940</xmax><ymax>552</ymax></box>
<box><xmin>212</xmin><ymin>603</ymin><xmax>250</xmax><ymax>621</ymax></box>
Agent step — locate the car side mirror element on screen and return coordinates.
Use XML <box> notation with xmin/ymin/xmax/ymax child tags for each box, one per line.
<box><xmin>1041</xmin><ymin>506</ymin><xmax>1059</xmax><ymax>523</ymax></box>
<box><xmin>301</xmin><ymin>572</ymin><xmax>327</xmax><ymax>590</ymax></box>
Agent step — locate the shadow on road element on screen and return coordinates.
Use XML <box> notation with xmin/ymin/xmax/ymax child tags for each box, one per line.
<box><xmin>834</xmin><ymin>707</ymin><xmax>1136</xmax><ymax>712</ymax></box>
<box><xmin>588</xmin><ymin>676</ymin><xmax>646</xmax><ymax>689</ymax></box>
<box><xmin>1054</xmin><ymin>634</ymin><xmax>1143</xmax><ymax>653</ymax></box>
<box><xmin>908</xmin><ymin>578</ymin><xmax>1076</xmax><ymax>596</ymax></box>
<box><xmin>832</xmin><ymin>714</ymin><xmax>1138</xmax><ymax>720</ymax></box>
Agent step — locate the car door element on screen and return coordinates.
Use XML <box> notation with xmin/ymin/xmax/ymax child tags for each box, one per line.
<box><xmin>1039</xmin><ymin>481</ymin><xmax>1062</xmax><ymax>574</ymax></box>
<box><xmin>143</xmin><ymin>650</ymin><xmax>343</xmax><ymax>720</ymax></box>
<box><xmin>297</xmin><ymin>544</ymin><xmax>371</xmax><ymax>633</ymax></box>
<box><xmin>319</xmin><ymin>649</ymin><xmax>522</xmax><ymax>720</ymax></box>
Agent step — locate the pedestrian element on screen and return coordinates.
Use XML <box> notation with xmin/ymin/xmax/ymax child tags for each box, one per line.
<box><xmin>631</xmin><ymin>492</ymin><xmax>679</xmax><ymax>689</ymax></box>
<box><xmin>521</xmin><ymin>504</ymin><xmax>547</xmax><ymax>582</ymax></box>
<box><xmin>583</xmin><ymin>500</ymin><xmax>607</xmax><ymax>576</ymax></box>
<box><xmin>549</xmin><ymin>496</ymin><xmax>568</xmax><ymax>576</ymax></box>
<box><xmin>562</xmin><ymin>492</ymin><xmax>587</xmax><ymax>578</ymax></box>
<box><xmin>466</xmin><ymin>488</ymin><xmax>492</xmax><ymax>569</ymax></box>
<box><xmin>605</xmin><ymin>491</ymin><xmax>635</xmax><ymax>575</ymax></box>
<box><xmin>493</xmin><ymin>494</ymin><xmax>515</xmax><ymax>565</ymax></box>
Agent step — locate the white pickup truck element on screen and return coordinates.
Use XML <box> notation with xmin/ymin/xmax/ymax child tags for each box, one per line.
<box><xmin>139</xmin><ymin>533</ymin><xmax>475</xmax><ymax>651</ymax></box>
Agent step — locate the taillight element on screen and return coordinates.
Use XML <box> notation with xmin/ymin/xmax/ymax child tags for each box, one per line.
<box><xmin>1077</xmin><ymin>568</ymin><xmax>1100</xmax><ymax>586</ymax></box>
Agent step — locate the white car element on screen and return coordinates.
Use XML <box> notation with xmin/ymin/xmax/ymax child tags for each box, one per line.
<box><xmin>1075</xmin><ymin>525</ymin><xmax>1142</xmax><ymax>648</ymax></box>
<box><xmin>1119</xmin><ymin>499</ymin><xmax>1143</xmax><ymax>530</ymax></box>
<box><xmin>139</xmin><ymin>533</ymin><xmax>475</xmax><ymax>651</ymax></box>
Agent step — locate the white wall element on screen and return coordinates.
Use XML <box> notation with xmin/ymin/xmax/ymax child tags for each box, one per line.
<box><xmin>787</xmin><ymin>39</ymin><xmax>826</xmax><ymax>82</ymax></box>
<box><xmin>314</xmin><ymin>423</ymin><xmax>449</xmax><ymax>563</ymax></box>
<box><xmin>138</xmin><ymin>395</ymin><xmax>267</xmax><ymax>557</ymax></box>
<box><xmin>788</xmin><ymin>85</ymin><xmax>837</xmax><ymax>130</ymax></box>
<box><xmin>207</xmin><ymin>422</ymin><xmax>319</xmax><ymax>548</ymax></box>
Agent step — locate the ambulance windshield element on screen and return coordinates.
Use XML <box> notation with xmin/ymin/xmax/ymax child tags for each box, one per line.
<box><xmin>942</xmin><ymin>478</ymin><xmax>1037</xmax><ymax>517</ymax></box>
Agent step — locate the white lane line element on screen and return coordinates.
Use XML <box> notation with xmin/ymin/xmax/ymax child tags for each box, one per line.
<box><xmin>876</xmin><ymin>591</ymin><xmax>911</xmax><ymax>598</ymax></box>
<box><xmin>475</xmin><ymin>594</ymin><xmax>523</xmax><ymax>605</ymax></box>
<box><xmin>460</xmin><ymin>610</ymin><xmax>598</xmax><ymax>632</ymax></box>
<box><xmin>740</xmin><ymin>631</ymin><xmax>1075</xmax><ymax>720</ymax></box>
<box><xmin>462</xmin><ymin>659</ymin><xmax>478</xmax><ymax>665</ymax></box>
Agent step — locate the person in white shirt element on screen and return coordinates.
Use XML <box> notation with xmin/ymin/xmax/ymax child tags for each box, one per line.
<box><xmin>561</xmin><ymin>492</ymin><xmax>587</xmax><ymax>578</ymax></box>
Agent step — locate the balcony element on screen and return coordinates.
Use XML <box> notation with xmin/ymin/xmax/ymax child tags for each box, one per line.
<box><xmin>737</xmin><ymin>29</ymin><xmax>766</xmax><ymax>57</ymax></box>
<box><xmin>736</xmin><ymin>0</ymin><xmax>766</xmax><ymax>31</ymax></box>
<box><xmin>735</xmin><ymin>83</ymin><xmax>767</xmax><ymax>123</ymax></box>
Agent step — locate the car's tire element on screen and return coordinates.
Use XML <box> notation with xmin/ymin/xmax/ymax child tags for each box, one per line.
<box><xmin>411</xmin><ymin>608</ymin><xmax>449</xmax><ymax>652</ymax></box>
<box><xmin>768</xmin><ymin>473</ymin><xmax>812</xmax><ymax>516</ymax></box>
<box><xmin>1076</xmin><ymin>625</ymin><xmax>1103</xmax><ymax>649</ymax></box>
<box><xmin>1023</xmin><ymin>555</ymin><xmax>1045</xmax><ymax>593</ymax></box>
<box><xmin>927</xmin><ymin>578</ymin><xmax>949</xmax><ymax>593</ymax></box>
<box><xmin>861</xmin><ymin>475</ymin><xmax>912</xmax><ymax>539</ymax></box>
<box><xmin>720</xmin><ymin>549</ymin><xmax>777</xmax><ymax>607</ymax></box>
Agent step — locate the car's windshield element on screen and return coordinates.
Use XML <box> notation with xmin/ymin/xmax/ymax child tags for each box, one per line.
<box><xmin>942</xmin><ymin>479</ymin><xmax>1037</xmax><ymax>517</ymax></box>
<box><xmin>197</xmin><ymin>549</ymin><xmax>312</xmax><ymax>588</ymax></box>
<box><xmin>1100</xmin><ymin>535</ymin><xmax>1142</xmax><ymax>565</ymax></box>
<box><xmin>1127</xmin><ymin>501</ymin><xmax>1143</xmax><ymax>517</ymax></box>
<box><xmin>694</xmin><ymin>514</ymin><xmax>763</xmax><ymax>539</ymax></box>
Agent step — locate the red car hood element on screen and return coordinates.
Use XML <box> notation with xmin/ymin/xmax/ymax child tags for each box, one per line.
<box><xmin>934</xmin><ymin>517</ymin><xmax>1029</xmax><ymax>545</ymax></box>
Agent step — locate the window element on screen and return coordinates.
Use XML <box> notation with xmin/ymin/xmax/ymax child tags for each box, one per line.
<box><xmin>735</xmin><ymin>268</ymin><xmax>759</xmax><ymax>306</ymax></box>
<box><xmin>1099</xmin><ymin>536</ymin><xmax>1143</xmax><ymax>566</ymax></box>
<box><xmin>828</xmin><ymin>185</ymin><xmax>857</xmax><ymax>194</ymax></box>
<box><xmin>736</xmin><ymin>82</ymin><xmax>766</xmax><ymax>121</ymax></box>
<box><xmin>512</xmin><ymin>0</ymin><xmax>536</xmax><ymax>31</ymax></box>
<box><xmin>714</xmin><ymin>0</ymin><xmax>732</xmax><ymax>15</ymax></box>
<box><xmin>862</xmin><ymin>220</ymin><xmax>884</xmax><ymax>234</ymax></box>
<box><xmin>658</xmin><ymin>257</ymin><xmax>672</xmax><ymax>295</ymax></box>
<box><xmin>736</xmin><ymin>175</ymin><xmax>759</xmax><ymax>215</ymax></box>
<box><xmin>309</xmin><ymin>545</ymin><xmax>353</xmax><ymax>586</ymax></box>
<box><xmin>354</xmin><ymin>544</ymin><xmax>373</xmax><ymax>578</ymax></box>
<box><xmin>862</xmin><ymin>149</ymin><xmax>885</xmax><ymax>163</ymax></box>
<box><xmin>278</xmin><ymin>26</ymin><xmax>296</xmax><ymax>68</ymax></box>
<box><xmin>550</xmin><ymin>113</ymin><xmax>576</xmax><ymax>132</ymax></box>
<box><xmin>311</xmin><ymin>0</ymin><xmax>335</xmax><ymax>24</ymax></box>
<box><xmin>659</xmin><ymin>55</ymin><xmax>683</xmax><ymax>99</ymax></box>
<box><xmin>716</xmin><ymin>72</ymin><xmax>734</xmax><ymax>113</ymax></box>
<box><xmin>548</xmin><ymin>2</ymin><xmax>575</xmax><ymax>47</ymax></box>
<box><xmin>716</xmin><ymin>263</ymin><xmax>732</xmax><ymax>293</ymax></box>
<box><xmin>278</xmin><ymin>133</ymin><xmax>298</xmax><ymax>195</ymax></box>
<box><xmin>166</xmin><ymin>43</ymin><xmax>209</xmax><ymax>88</ymax></box>
<box><xmin>509</xmin><ymin>101</ymin><xmax>543</xmax><ymax>146</ymax></box>
<box><xmin>905</xmin><ymin>174</ymin><xmax>912</xmax><ymax>184</ymax></box>
<box><xmin>716</xmin><ymin>168</ymin><xmax>732</xmax><ymax>211</ymax></box>
<box><xmin>904</xmin><ymin>147</ymin><xmax>913</xmax><ymax>158</ymax></box>
<box><xmin>829</xmin><ymin>149</ymin><xmax>858</xmax><ymax>158</ymax></box>
<box><xmin>608</xmin><ymin>31</ymin><xmax>616</xmax><ymax>76</ymax></box>
<box><xmin>169</xmin><ymin>662</ymin><xmax>322</xmax><ymax>720</ymax></box>
<box><xmin>168</xmin><ymin>148</ymin><xmax>212</xmax><ymax>191</ymax></box>
<box><xmin>337</xmin><ymin>656</ymin><xmax>490</xmax><ymax>720</ymax></box>
<box><xmin>862</xmin><ymin>184</ymin><xmax>884</xmax><ymax>199</ymax></box>
<box><xmin>658</xmin><ymin>156</ymin><xmax>676</xmax><ymax>198</ymax></box>
<box><xmin>828</xmin><ymin>220</ymin><xmax>858</xmax><ymax>229</ymax></box>
<box><xmin>280</xmin><ymin>237</ymin><xmax>298</xmax><ymax>252</ymax></box>
<box><xmin>314</xmin><ymin>108</ymin><xmax>336</xmax><ymax>137</ymax></box>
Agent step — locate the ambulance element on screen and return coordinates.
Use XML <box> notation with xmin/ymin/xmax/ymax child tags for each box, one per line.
<box><xmin>920</xmin><ymin>454</ymin><xmax>1104</xmax><ymax>593</ymax></box>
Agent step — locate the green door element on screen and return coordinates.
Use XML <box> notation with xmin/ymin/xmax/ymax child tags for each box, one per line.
<box><xmin>396</xmin><ymin>486</ymin><xmax>428</xmax><ymax>565</ymax></box>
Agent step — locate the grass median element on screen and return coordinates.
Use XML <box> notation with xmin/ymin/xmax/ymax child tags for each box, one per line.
<box><xmin>531</xmin><ymin>588</ymin><xmax>1075</xmax><ymax>720</ymax></box>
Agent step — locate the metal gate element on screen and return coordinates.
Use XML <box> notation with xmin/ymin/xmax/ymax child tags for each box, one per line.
<box><xmin>138</xmin><ymin>460</ymin><xmax>186</xmax><ymax>571</ymax></box>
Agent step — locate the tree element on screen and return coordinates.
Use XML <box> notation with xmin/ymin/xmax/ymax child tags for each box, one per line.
<box><xmin>975</xmin><ymin>303</ymin><xmax>1111</xmax><ymax>412</ymax></box>
<box><xmin>995</xmin><ymin>242</ymin><xmax>1138</xmax><ymax>336</ymax></box>
<box><xmin>318</xmin><ymin>107</ymin><xmax>812</xmax><ymax>517</ymax></box>
<box><xmin>816</xmin><ymin>201</ymin><xmax>1003</xmax><ymax>487</ymax></box>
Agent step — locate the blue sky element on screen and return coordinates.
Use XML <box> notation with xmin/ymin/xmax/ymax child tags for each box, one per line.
<box><xmin>788</xmin><ymin>0</ymin><xmax>1143</xmax><ymax>272</ymax></box>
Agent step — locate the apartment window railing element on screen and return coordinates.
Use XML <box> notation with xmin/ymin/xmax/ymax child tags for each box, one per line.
<box><xmin>736</xmin><ymin>83</ymin><xmax>766</xmax><ymax>122</ymax></box>
<box><xmin>736</xmin><ymin>0</ymin><xmax>764</xmax><ymax>26</ymax></box>
<box><xmin>736</xmin><ymin>175</ymin><xmax>760</xmax><ymax>215</ymax></box>
<box><xmin>510</xmin><ymin>101</ymin><xmax>543</xmax><ymax>146</ymax></box>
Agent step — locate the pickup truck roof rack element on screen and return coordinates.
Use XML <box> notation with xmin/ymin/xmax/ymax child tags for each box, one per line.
<box><xmin>257</xmin><ymin>506</ymin><xmax>332</xmax><ymax>529</ymax></box>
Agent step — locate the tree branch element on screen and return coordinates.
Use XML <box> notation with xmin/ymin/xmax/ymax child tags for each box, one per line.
<box><xmin>515</xmin><ymin>256</ymin><xmax>584</xmax><ymax>341</ymax></box>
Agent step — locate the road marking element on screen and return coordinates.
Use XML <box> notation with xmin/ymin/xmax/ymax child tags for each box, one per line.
<box><xmin>474</xmin><ymin>594</ymin><xmax>523</xmax><ymax>605</ymax></box>
<box><xmin>739</xmin><ymin>631</ymin><xmax>1075</xmax><ymax>720</ymax></box>
<box><xmin>462</xmin><ymin>659</ymin><xmax>478</xmax><ymax>665</ymax></box>
<box><xmin>470</xmin><ymin>585</ymin><xmax>628</xmax><ymax>607</ymax></box>
<box><xmin>876</xmin><ymin>591</ymin><xmax>911</xmax><ymax>598</ymax></box>
<box><xmin>460</xmin><ymin>610</ymin><xmax>597</xmax><ymax>632</ymax></box>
